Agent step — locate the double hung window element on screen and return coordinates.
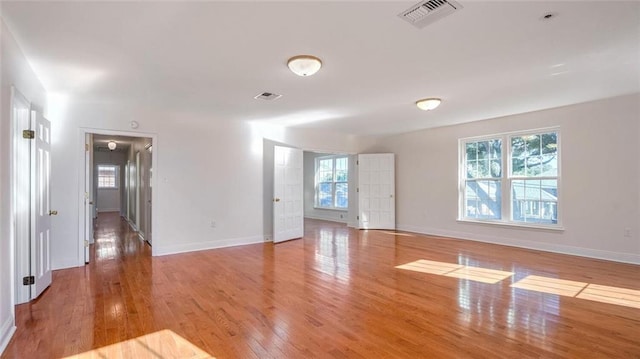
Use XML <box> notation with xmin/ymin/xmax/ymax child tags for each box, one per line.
<box><xmin>461</xmin><ymin>129</ymin><xmax>560</xmax><ymax>227</ymax></box>
<box><xmin>315</xmin><ymin>156</ymin><xmax>348</xmax><ymax>209</ymax></box>
<box><xmin>98</xmin><ymin>165</ymin><xmax>119</xmax><ymax>189</ymax></box>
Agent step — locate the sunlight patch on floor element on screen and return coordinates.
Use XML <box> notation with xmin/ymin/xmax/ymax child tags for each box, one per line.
<box><xmin>444</xmin><ymin>266</ymin><xmax>514</xmax><ymax>284</ymax></box>
<box><xmin>511</xmin><ymin>275</ymin><xmax>587</xmax><ymax>297</ymax></box>
<box><xmin>63</xmin><ymin>329</ymin><xmax>214</xmax><ymax>359</ymax></box>
<box><xmin>396</xmin><ymin>260</ymin><xmax>639</xmax><ymax>309</ymax></box>
<box><xmin>576</xmin><ymin>284</ymin><xmax>640</xmax><ymax>309</ymax></box>
<box><xmin>395</xmin><ymin>259</ymin><xmax>463</xmax><ymax>275</ymax></box>
<box><xmin>395</xmin><ymin>259</ymin><xmax>513</xmax><ymax>283</ymax></box>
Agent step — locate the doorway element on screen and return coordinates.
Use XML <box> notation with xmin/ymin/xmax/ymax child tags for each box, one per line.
<box><xmin>79</xmin><ymin>129</ymin><xmax>156</xmax><ymax>263</ymax></box>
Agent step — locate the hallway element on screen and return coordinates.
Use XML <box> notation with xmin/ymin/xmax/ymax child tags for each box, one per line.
<box><xmin>2</xmin><ymin>213</ymin><xmax>640</xmax><ymax>358</ymax></box>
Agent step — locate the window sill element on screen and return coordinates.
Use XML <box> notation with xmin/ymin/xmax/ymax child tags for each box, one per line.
<box><xmin>313</xmin><ymin>207</ymin><xmax>348</xmax><ymax>212</ymax></box>
<box><xmin>457</xmin><ymin>218</ymin><xmax>565</xmax><ymax>232</ymax></box>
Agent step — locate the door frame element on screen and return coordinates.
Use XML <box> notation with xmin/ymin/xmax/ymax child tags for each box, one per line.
<box><xmin>77</xmin><ymin>128</ymin><xmax>158</xmax><ymax>263</ymax></box>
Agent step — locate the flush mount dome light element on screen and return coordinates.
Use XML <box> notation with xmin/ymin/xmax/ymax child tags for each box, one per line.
<box><xmin>287</xmin><ymin>55</ymin><xmax>322</xmax><ymax>76</ymax></box>
<box><xmin>107</xmin><ymin>141</ymin><xmax>117</xmax><ymax>151</ymax></box>
<box><xmin>416</xmin><ymin>98</ymin><xmax>442</xmax><ymax>111</ymax></box>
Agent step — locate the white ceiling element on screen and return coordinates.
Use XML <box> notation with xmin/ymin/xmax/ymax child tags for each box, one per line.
<box><xmin>2</xmin><ymin>1</ymin><xmax>639</xmax><ymax>136</ymax></box>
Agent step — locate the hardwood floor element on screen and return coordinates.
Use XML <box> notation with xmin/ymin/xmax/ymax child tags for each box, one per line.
<box><xmin>3</xmin><ymin>213</ymin><xmax>639</xmax><ymax>358</ymax></box>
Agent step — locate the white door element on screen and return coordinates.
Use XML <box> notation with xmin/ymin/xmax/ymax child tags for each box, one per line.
<box><xmin>12</xmin><ymin>88</ymin><xmax>32</xmax><ymax>304</ymax></box>
<box><xmin>135</xmin><ymin>151</ymin><xmax>141</xmax><ymax>231</ymax></box>
<box><xmin>84</xmin><ymin>134</ymin><xmax>92</xmax><ymax>263</ymax></box>
<box><xmin>146</xmin><ymin>162</ymin><xmax>153</xmax><ymax>244</ymax></box>
<box><xmin>358</xmin><ymin>153</ymin><xmax>395</xmax><ymax>230</ymax></box>
<box><xmin>32</xmin><ymin>112</ymin><xmax>52</xmax><ymax>299</ymax></box>
<box><xmin>273</xmin><ymin>145</ymin><xmax>303</xmax><ymax>243</ymax></box>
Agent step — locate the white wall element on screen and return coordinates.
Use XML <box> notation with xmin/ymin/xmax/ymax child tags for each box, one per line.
<box><xmin>303</xmin><ymin>151</ymin><xmax>348</xmax><ymax>223</ymax></box>
<box><xmin>364</xmin><ymin>94</ymin><xmax>640</xmax><ymax>264</ymax></box>
<box><xmin>0</xmin><ymin>19</ymin><xmax>47</xmax><ymax>354</ymax></box>
<box><xmin>47</xmin><ymin>99</ymin><xmax>367</xmax><ymax>266</ymax></box>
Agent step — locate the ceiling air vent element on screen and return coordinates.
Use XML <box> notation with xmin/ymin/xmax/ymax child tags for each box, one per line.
<box><xmin>254</xmin><ymin>92</ymin><xmax>282</xmax><ymax>101</ymax></box>
<box><xmin>398</xmin><ymin>0</ymin><xmax>463</xmax><ymax>29</ymax></box>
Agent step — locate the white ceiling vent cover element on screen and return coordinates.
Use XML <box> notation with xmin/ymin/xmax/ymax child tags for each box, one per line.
<box><xmin>398</xmin><ymin>0</ymin><xmax>463</xmax><ymax>29</ymax></box>
<box><xmin>254</xmin><ymin>92</ymin><xmax>282</xmax><ymax>101</ymax></box>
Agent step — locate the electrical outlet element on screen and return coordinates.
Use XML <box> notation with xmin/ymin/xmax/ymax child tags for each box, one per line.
<box><xmin>210</xmin><ymin>221</ymin><xmax>217</xmax><ymax>228</ymax></box>
<box><xmin>624</xmin><ymin>228</ymin><xmax>631</xmax><ymax>237</ymax></box>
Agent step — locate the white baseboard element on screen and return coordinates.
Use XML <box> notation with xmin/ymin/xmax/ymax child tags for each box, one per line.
<box><xmin>97</xmin><ymin>208</ymin><xmax>120</xmax><ymax>213</ymax></box>
<box><xmin>304</xmin><ymin>215</ymin><xmax>348</xmax><ymax>224</ymax></box>
<box><xmin>0</xmin><ymin>316</ymin><xmax>16</xmax><ymax>356</ymax></box>
<box><xmin>127</xmin><ymin>220</ymin><xmax>138</xmax><ymax>232</ymax></box>
<box><xmin>52</xmin><ymin>256</ymin><xmax>84</xmax><ymax>270</ymax></box>
<box><xmin>347</xmin><ymin>221</ymin><xmax>359</xmax><ymax>228</ymax></box>
<box><xmin>397</xmin><ymin>224</ymin><xmax>640</xmax><ymax>265</ymax></box>
<box><xmin>153</xmin><ymin>235</ymin><xmax>264</xmax><ymax>256</ymax></box>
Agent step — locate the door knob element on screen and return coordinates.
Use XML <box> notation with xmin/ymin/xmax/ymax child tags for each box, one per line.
<box><xmin>273</xmin><ymin>198</ymin><xmax>280</xmax><ymax>202</ymax></box>
<box><xmin>49</xmin><ymin>210</ymin><xmax>58</xmax><ymax>216</ymax></box>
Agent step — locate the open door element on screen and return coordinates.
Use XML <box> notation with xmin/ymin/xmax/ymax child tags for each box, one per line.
<box><xmin>273</xmin><ymin>145</ymin><xmax>303</xmax><ymax>243</ymax></box>
<box><xmin>357</xmin><ymin>153</ymin><xmax>395</xmax><ymax>230</ymax></box>
<box><xmin>32</xmin><ymin>111</ymin><xmax>52</xmax><ymax>299</ymax></box>
<box><xmin>83</xmin><ymin>134</ymin><xmax>93</xmax><ymax>263</ymax></box>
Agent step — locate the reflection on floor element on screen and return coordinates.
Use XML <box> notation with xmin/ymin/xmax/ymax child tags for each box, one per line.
<box><xmin>63</xmin><ymin>330</ymin><xmax>213</xmax><ymax>359</ymax></box>
<box><xmin>397</xmin><ymin>259</ymin><xmax>640</xmax><ymax>309</ymax></box>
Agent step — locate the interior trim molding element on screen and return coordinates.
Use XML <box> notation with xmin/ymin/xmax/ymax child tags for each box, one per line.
<box><xmin>153</xmin><ymin>235</ymin><xmax>263</xmax><ymax>257</ymax></box>
<box><xmin>397</xmin><ymin>224</ymin><xmax>640</xmax><ymax>265</ymax></box>
<box><xmin>0</xmin><ymin>316</ymin><xmax>16</xmax><ymax>355</ymax></box>
<box><xmin>303</xmin><ymin>215</ymin><xmax>348</xmax><ymax>224</ymax></box>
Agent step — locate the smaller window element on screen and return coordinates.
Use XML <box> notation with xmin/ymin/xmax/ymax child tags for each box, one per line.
<box><xmin>315</xmin><ymin>156</ymin><xmax>349</xmax><ymax>209</ymax></box>
<box><xmin>98</xmin><ymin>165</ymin><xmax>119</xmax><ymax>189</ymax></box>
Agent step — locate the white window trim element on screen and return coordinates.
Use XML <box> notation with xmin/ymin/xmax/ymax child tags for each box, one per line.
<box><xmin>314</xmin><ymin>155</ymin><xmax>349</xmax><ymax>210</ymax></box>
<box><xmin>458</xmin><ymin>127</ymin><xmax>562</xmax><ymax>229</ymax></box>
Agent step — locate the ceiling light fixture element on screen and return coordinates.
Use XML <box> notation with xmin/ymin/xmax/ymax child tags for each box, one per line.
<box><xmin>287</xmin><ymin>55</ymin><xmax>322</xmax><ymax>76</ymax></box>
<box><xmin>416</xmin><ymin>98</ymin><xmax>442</xmax><ymax>111</ymax></box>
<box><xmin>107</xmin><ymin>141</ymin><xmax>117</xmax><ymax>151</ymax></box>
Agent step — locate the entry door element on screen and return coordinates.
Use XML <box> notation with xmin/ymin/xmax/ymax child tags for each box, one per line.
<box><xmin>273</xmin><ymin>145</ymin><xmax>303</xmax><ymax>243</ymax></box>
<box><xmin>357</xmin><ymin>153</ymin><xmax>395</xmax><ymax>230</ymax></box>
<box><xmin>32</xmin><ymin>112</ymin><xmax>52</xmax><ymax>299</ymax></box>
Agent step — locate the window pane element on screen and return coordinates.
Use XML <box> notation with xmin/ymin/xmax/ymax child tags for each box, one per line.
<box><xmin>319</xmin><ymin>159</ymin><xmax>332</xmax><ymax>171</ymax></box>
<box><xmin>465</xmin><ymin>180</ymin><xmax>501</xmax><ymax>219</ymax></box>
<box><xmin>317</xmin><ymin>183</ymin><xmax>333</xmax><ymax>207</ymax></box>
<box><xmin>511</xmin><ymin>179</ymin><xmax>557</xmax><ymax>224</ymax></box>
<box><xmin>466</xmin><ymin>143</ymin><xmax>477</xmax><ymax>162</ymax></box>
<box><xmin>512</xmin><ymin>132</ymin><xmax>557</xmax><ymax>177</ymax></box>
<box><xmin>335</xmin><ymin>183</ymin><xmax>348</xmax><ymax>209</ymax></box>
<box><xmin>465</xmin><ymin>139</ymin><xmax>501</xmax><ymax>179</ymax></box>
